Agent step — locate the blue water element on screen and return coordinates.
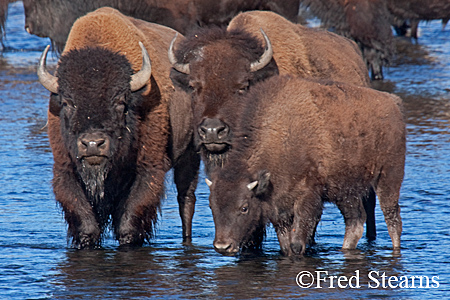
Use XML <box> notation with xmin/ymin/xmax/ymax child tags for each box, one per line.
<box><xmin>1</xmin><ymin>2</ymin><xmax>449</xmax><ymax>299</ymax></box>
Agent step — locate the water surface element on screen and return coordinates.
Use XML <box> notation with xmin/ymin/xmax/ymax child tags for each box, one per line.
<box><xmin>1</xmin><ymin>2</ymin><xmax>449</xmax><ymax>299</ymax></box>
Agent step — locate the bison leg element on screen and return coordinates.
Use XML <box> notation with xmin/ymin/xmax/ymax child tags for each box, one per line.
<box><xmin>284</xmin><ymin>194</ymin><xmax>323</xmax><ymax>256</ymax></box>
<box><xmin>410</xmin><ymin>19</ymin><xmax>419</xmax><ymax>40</ymax></box>
<box><xmin>275</xmin><ymin>228</ymin><xmax>291</xmax><ymax>256</ymax></box>
<box><xmin>53</xmin><ymin>171</ymin><xmax>101</xmax><ymax>249</ymax></box>
<box><xmin>363</xmin><ymin>188</ymin><xmax>376</xmax><ymax>241</ymax></box>
<box><xmin>375</xmin><ymin>176</ymin><xmax>402</xmax><ymax>249</ymax></box>
<box><xmin>114</xmin><ymin>169</ymin><xmax>166</xmax><ymax>246</ymax></box>
<box><xmin>336</xmin><ymin>196</ymin><xmax>365</xmax><ymax>249</ymax></box>
<box><xmin>173</xmin><ymin>142</ymin><xmax>200</xmax><ymax>243</ymax></box>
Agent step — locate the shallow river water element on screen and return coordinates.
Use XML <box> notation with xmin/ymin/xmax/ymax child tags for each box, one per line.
<box><xmin>1</xmin><ymin>2</ymin><xmax>449</xmax><ymax>299</ymax></box>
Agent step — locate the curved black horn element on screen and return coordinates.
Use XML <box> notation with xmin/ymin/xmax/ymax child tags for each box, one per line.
<box><xmin>249</xmin><ymin>29</ymin><xmax>273</xmax><ymax>72</ymax></box>
<box><xmin>37</xmin><ymin>45</ymin><xmax>59</xmax><ymax>94</ymax></box>
<box><xmin>130</xmin><ymin>41</ymin><xmax>152</xmax><ymax>92</ymax></box>
<box><xmin>168</xmin><ymin>33</ymin><xmax>190</xmax><ymax>74</ymax></box>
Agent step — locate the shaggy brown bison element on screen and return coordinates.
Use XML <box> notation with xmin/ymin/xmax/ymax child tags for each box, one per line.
<box><xmin>205</xmin><ymin>75</ymin><xmax>405</xmax><ymax>256</ymax></box>
<box><xmin>169</xmin><ymin>10</ymin><xmax>370</xmax><ymax>174</ymax></box>
<box><xmin>38</xmin><ymin>7</ymin><xmax>199</xmax><ymax>248</ymax></box>
<box><xmin>299</xmin><ymin>0</ymin><xmax>394</xmax><ymax>80</ymax></box>
<box><xmin>387</xmin><ymin>0</ymin><xmax>450</xmax><ymax>39</ymax></box>
<box><xmin>20</xmin><ymin>0</ymin><xmax>301</xmax><ymax>53</ymax></box>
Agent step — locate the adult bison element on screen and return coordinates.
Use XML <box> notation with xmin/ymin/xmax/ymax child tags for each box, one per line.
<box><xmin>21</xmin><ymin>0</ymin><xmax>301</xmax><ymax>53</ymax></box>
<box><xmin>299</xmin><ymin>0</ymin><xmax>394</xmax><ymax>80</ymax></box>
<box><xmin>23</xmin><ymin>0</ymin><xmax>196</xmax><ymax>53</ymax></box>
<box><xmin>38</xmin><ymin>7</ymin><xmax>199</xmax><ymax>248</ymax></box>
<box><xmin>206</xmin><ymin>75</ymin><xmax>405</xmax><ymax>256</ymax></box>
<box><xmin>387</xmin><ymin>0</ymin><xmax>450</xmax><ymax>39</ymax></box>
<box><xmin>169</xmin><ymin>10</ymin><xmax>370</xmax><ymax>174</ymax></box>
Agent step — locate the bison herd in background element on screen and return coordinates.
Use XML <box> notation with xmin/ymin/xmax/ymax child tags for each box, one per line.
<box><xmin>1</xmin><ymin>0</ymin><xmax>449</xmax><ymax>79</ymax></box>
<box><xmin>1</xmin><ymin>0</ymin><xmax>445</xmax><ymax>255</ymax></box>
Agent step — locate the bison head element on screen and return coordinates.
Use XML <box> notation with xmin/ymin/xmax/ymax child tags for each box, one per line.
<box><xmin>168</xmin><ymin>28</ymin><xmax>278</xmax><ymax>168</ymax></box>
<box><xmin>38</xmin><ymin>42</ymin><xmax>151</xmax><ymax>201</ymax></box>
<box><xmin>206</xmin><ymin>169</ymin><xmax>272</xmax><ymax>255</ymax></box>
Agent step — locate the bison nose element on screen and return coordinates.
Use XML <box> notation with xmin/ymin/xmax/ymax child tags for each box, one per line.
<box><xmin>198</xmin><ymin>118</ymin><xmax>230</xmax><ymax>143</ymax></box>
<box><xmin>213</xmin><ymin>239</ymin><xmax>238</xmax><ymax>254</ymax></box>
<box><xmin>78</xmin><ymin>133</ymin><xmax>110</xmax><ymax>157</ymax></box>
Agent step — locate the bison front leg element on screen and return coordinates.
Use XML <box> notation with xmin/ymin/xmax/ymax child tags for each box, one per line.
<box><xmin>278</xmin><ymin>193</ymin><xmax>323</xmax><ymax>256</ymax></box>
<box><xmin>173</xmin><ymin>142</ymin><xmax>200</xmax><ymax>243</ymax></box>
<box><xmin>53</xmin><ymin>170</ymin><xmax>101</xmax><ymax>249</ymax></box>
<box><xmin>114</xmin><ymin>169</ymin><xmax>165</xmax><ymax>246</ymax></box>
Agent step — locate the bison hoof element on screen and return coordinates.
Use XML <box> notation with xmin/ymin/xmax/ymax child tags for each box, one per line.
<box><xmin>74</xmin><ymin>223</ymin><xmax>101</xmax><ymax>249</ymax></box>
<box><xmin>119</xmin><ymin>232</ymin><xmax>144</xmax><ymax>247</ymax></box>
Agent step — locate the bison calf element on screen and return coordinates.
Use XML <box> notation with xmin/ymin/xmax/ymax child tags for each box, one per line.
<box><xmin>206</xmin><ymin>75</ymin><xmax>405</xmax><ymax>256</ymax></box>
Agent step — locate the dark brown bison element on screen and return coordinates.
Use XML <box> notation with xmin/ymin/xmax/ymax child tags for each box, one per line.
<box><xmin>23</xmin><ymin>0</ymin><xmax>196</xmax><ymax>53</ymax></box>
<box><xmin>0</xmin><ymin>0</ymin><xmax>12</xmax><ymax>42</ymax></box>
<box><xmin>21</xmin><ymin>0</ymin><xmax>301</xmax><ymax>53</ymax></box>
<box><xmin>38</xmin><ymin>7</ymin><xmax>199</xmax><ymax>248</ymax></box>
<box><xmin>194</xmin><ymin>0</ymin><xmax>301</xmax><ymax>26</ymax></box>
<box><xmin>169</xmin><ymin>10</ymin><xmax>370</xmax><ymax>174</ymax></box>
<box><xmin>299</xmin><ymin>0</ymin><xmax>395</xmax><ymax>80</ymax></box>
<box><xmin>387</xmin><ymin>0</ymin><xmax>450</xmax><ymax>39</ymax></box>
<box><xmin>205</xmin><ymin>75</ymin><xmax>405</xmax><ymax>256</ymax></box>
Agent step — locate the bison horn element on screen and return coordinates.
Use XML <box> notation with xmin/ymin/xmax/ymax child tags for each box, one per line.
<box><xmin>247</xmin><ymin>181</ymin><xmax>258</xmax><ymax>191</ymax></box>
<box><xmin>205</xmin><ymin>178</ymin><xmax>213</xmax><ymax>187</ymax></box>
<box><xmin>130</xmin><ymin>41</ymin><xmax>152</xmax><ymax>92</ymax></box>
<box><xmin>168</xmin><ymin>33</ymin><xmax>190</xmax><ymax>75</ymax></box>
<box><xmin>249</xmin><ymin>29</ymin><xmax>273</xmax><ymax>72</ymax></box>
<box><xmin>37</xmin><ymin>45</ymin><xmax>59</xmax><ymax>94</ymax></box>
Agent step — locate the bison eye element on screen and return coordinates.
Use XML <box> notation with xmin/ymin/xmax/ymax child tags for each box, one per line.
<box><xmin>62</xmin><ymin>98</ymin><xmax>76</xmax><ymax>109</ymax></box>
<box><xmin>241</xmin><ymin>205</ymin><xmax>249</xmax><ymax>214</ymax></box>
<box><xmin>189</xmin><ymin>80</ymin><xmax>203</xmax><ymax>93</ymax></box>
<box><xmin>114</xmin><ymin>96</ymin><xmax>128</xmax><ymax>115</ymax></box>
<box><xmin>237</xmin><ymin>83</ymin><xmax>249</xmax><ymax>95</ymax></box>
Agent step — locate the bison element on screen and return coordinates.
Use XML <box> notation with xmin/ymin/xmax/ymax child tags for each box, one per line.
<box><xmin>205</xmin><ymin>75</ymin><xmax>405</xmax><ymax>256</ymax></box>
<box><xmin>169</xmin><ymin>10</ymin><xmax>370</xmax><ymax>174</ymax></box>
<box><xmin>0</xmin><ymin>0</ymin><xmax>11</xmax><ymax>43</ymax></box>
<box><xmin>21</xmin><ymin>0</ymin><xmax>301</xmax><ymax>53</ymax></box>
<box><xmin>387</xmin><ymin>0</ymin><xmax>450</xmax><ymax>39</ymax></box>
<box><xmin>38</xmin><ymin>7</ymin><xmax>199</xmax><ymax>248</ymax></box>
<box><xmin>299</xmin><ymin>0</ymin><xmax>395</xmax><ymax>80</ymax></box>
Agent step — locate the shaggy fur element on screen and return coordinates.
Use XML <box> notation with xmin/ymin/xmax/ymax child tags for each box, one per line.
<box><xmin>171</xmin><ymin>10</ymin><xmax>370</xmax><ymax>174</ymax></box>
<box><xmin>207</xmin><ymin>75</ymin><xmax>405</xmax><ymax>256</ymax></box>
<box><xmin>299</xmin><ymin>0</ymin><xmax>394</xmax><ymax>80</ymax></box>
<box><xmin>47</xmin><ymin>8</ymin><xmax>199</xmax><ymax>248</ymax></box>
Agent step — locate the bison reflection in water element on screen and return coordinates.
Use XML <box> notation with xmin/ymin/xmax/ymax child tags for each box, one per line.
<box><xmin>206</xmin><ymin>75</ymin><xmax>405</xmax><ymax>256</ymax></box>
<box><xmin>38</xmin><ymin>8</ymin><xmax>199</xmax><ymax>249</ymax></box>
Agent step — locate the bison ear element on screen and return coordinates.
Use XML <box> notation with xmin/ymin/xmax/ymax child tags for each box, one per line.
<box><xmin>247</xmin><ymin>170</ymin><xmax>271</xmax><ymax>198</ymax></box>
<box><xmin>48</xmin><ymin>93</ymin><xmax>62</xmax><ymax>116</ymax></box>
<box><xmin>255</xmin><ymin>170</ymin><xmax>271</xmax><ymax>197</ymax></box>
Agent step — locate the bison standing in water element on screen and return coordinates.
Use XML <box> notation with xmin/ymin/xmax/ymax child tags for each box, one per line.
<box><xmin>299</xmin><ymin>0</ymin><xmax>394</xmax><ymax>80</ymax></box>
<box><xmin>38</xmin><ymin>8</ymin><xmax>199</xmax><ymax>248</ymax></box>
<box><xmin>19</xmin><ymin>0</ymin><xmax>301</xmax><ymax>53</ymax></box>
<box><xmin>206</xmin><ymin>75</ymin><xmax>405</xmax><ymax>256</ymax></box>
<box><xmin>169</xmin><ymin>10</ymin><xmax>370</xmax><ymax>174</ymax></box>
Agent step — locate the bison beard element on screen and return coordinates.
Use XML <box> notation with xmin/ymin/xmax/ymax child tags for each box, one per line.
<box><xmin>79</xmin><ymin>161</ymin><xmax>109</xmax><ymax>203</ymax></box>
<box><xmin>78</xmin><ymin>161</ymin><xmax>111</xmax><ymax>226</ymax></box>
